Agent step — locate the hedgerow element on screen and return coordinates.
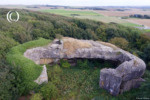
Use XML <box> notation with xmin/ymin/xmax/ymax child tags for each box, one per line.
<box><xmin>6</xmin><ymin>38</ymin><xmax>51</xmax><ymax>93</ymax></box>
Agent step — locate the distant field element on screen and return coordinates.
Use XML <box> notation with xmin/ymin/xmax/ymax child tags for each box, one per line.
<box><xmin>41</xmin><ymin>9</ymin><xmax>99</xmax><ymax>17</ymax></box>
<box><xmin>127</xmin><ymin>18</ymin><xmax>150</xmax><ymax>27</ymax></box>
<box><xmin>145</xmin><ymin>29</ymin><xmax>150</xmax><ymax>33</ymax></box>
<box><xmin>120</xmin><ymin>22</ymin><xmax>143</xmax><ymax>27</ymax></box>
<box><xmin>95</xmin><ymin>9</ymin><xmax>150</xmax><ymax>27</ymax></box>
<box><xmin>40</xmin><ymin>9</ymin><xmax>142</xmax><ymax>27</ymax></box>
<box><xmin>96</xmin><ymin>9</ymin><xmax>150</xmax><ymax>17</ymax></box>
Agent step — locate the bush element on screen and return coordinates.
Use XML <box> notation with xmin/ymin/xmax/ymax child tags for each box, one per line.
<box><xmin>109</xmin><ymin>37</ymin><xmax>129</xmax><ymax>50</ymax></box>
<box><xmin>40</xmin><ymin>82</ymin><xmax>58</xmax><ymax>100</ymax></box>
<box><xmin>30</xmin><ymin>93</ymin><xmax>43</xmax><ymax>100</ymax></box>
<box><xmin>0</xmin><ymin>34</ymin><xmax>18</xmax><ymax>59</ymax></box>
<box><xmin>0</xmin><ymin>61</ymin><xmax>16</xmax><ymax>100</ymax></box>
<box><xmin>55</xmin><ymin>34</ymin><xmax>63</xmax><ymax>40</ymax></box>
<box><xmin>60</xmin><ymin>59</ymin><xmax>71</xmax><ymax>68</ymax></box>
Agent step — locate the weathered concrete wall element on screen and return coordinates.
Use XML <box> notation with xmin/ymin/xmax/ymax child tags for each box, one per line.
<box><xmin>34</xmin><ymin>65</ymin><xmax>48</xmax><ymax>85</ymax></box>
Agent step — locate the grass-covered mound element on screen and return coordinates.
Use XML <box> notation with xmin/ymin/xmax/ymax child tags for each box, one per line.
<box><xmin>6</xmin><ymin>38</ymin><xmax>51</xmax><ymax>93</ymax></box>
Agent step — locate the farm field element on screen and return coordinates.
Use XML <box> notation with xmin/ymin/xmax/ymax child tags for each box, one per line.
<box><xmin>40</xmin><ymin>9</ymin><xmax>142</xmax><ymax>27</ymax></box>
<box><xmin>96</xmin><ymin>9</ymin><xmax>150</xmax><ymax>17</ymax></box>
<box><xmin>95</xmin><ymin>8</ymin><xmax>150</xmax><ymax>27</ymax></box>
<box><xmin>126</xmin><ymin>18</ymin><xmax>150</xmax><ymax>27</ymax></box>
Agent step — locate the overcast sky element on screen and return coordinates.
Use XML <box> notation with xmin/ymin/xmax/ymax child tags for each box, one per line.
<box><xmin>0</xmin><ymin>0</ymin><xmax>150</xmax><ymax>6</ymax></box>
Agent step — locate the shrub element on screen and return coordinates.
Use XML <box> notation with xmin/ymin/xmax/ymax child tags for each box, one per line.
<box><xmin>109</xmin><ymin>37</ymin><xmax>129</xmax><ymax>50</ymax></box>
<box><xmin>55</xmin><ymin>34</ymin><xmax>63</xmax><ymax>40</ymax></box>
<box><xmin>0</xmin><ymin>34</ymin><xmax>18</xmax><ymax>59</ymax></box>
<box><xmin>0</xmin><ymin>61</ymin><xmax>16</xmax><ymax>100</ymax></box>
<box><xmin>60</xmin><ymin>59</ymin><xmax>71</xmax><ymax>68</ymax></box>
<box><xmin>40</xmin><ymin>82</ymin><xmax>58</xmax><ymax>100</ymax></box>
<box><xmin>30</xmin><ymin>93</ymin><xmax>43</xmax><ymax>100</ymax></box>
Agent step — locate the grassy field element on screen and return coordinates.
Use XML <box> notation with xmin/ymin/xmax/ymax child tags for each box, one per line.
<box><xmin>41</xmin><ymin>9</ymin><xmax>99</xmax><ymax>17</ymax></box>
<box><xmin>40</xmin><ymin>9</ymin><xmax>142</xmax><ymax>27</ymax></box>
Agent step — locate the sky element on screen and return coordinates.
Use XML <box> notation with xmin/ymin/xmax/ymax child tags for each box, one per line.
<box><xmin>0</xmin><ymin>0</ymin><xmax>150</xmax><ymax>6</ymax></box>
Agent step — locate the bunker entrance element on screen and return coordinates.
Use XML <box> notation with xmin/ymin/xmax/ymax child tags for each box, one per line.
<box><xmin>41</xmin><ymin>58</ymin><xmax>121</xmax><ymax>69</ymax></box>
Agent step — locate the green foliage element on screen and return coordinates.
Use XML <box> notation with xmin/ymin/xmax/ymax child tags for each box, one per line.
<box><xmin>0</xmin><ymin>34</ymin><xmax>18</xmax><ymax>59</ymax></box>
<box><xmin>40</xmin><ymin>82</ymin><xmax>58</xmax><ymax>100</ymax></box>
<box><xmin>143</xmin><ymin>44</ymin><xmax>150</xmax><ymax>68</ymax></box>
<box><xmin>47</xmin><ymin>64</ymin><xmax>62</xmax><ymax>84</ymax></box>
<box><xmin>43</xmin><ymin>59</ymin><xmax>118</xmax><ymax>99</ymax></box>
<box><xmin>109</xmin><ymin>37</ymin><xmax>129</xmax><ymax>50</ymax></box>
<box><xmin>60</xmin><ymin>59</ymin><xmax>71</xmax><ymax>68</ymax></box>
<box><xmin>134</xmin><ymin>70</ymin><xmax>150</xmax><ymax>98</ymax></box>
<box><xmin>46</xmin><ymin>65</ymin><xmax>114</xmax><ymax>100</ymax></box>
<box><xmin>76</xmin><ymin>59</ymin><xmax>116</xmax><ymax>69</ymax></box>
<box><xmin>30</xmin><ymin>93</ymin><xmax>43</xmax><ymax>100</ymax></box>
<box><xmin>0</xmin><ymin>61</ymin><xmax>25</xmax><ymax>100</ymax></box>
<box><xmin>55</xmin><ymin>34</ymin><xmax>63</xmax><ymax>40</ymax></box>
<box><xmin>6</xmin><ymin>38</ymin><xmax>51</xmax><ymax>94</ymax></box>
<box><xmin>0</xmin><ymin>61</ymin><xmax>16</xmax><ymax>100</ymax></box>
<box><xmin>96</xmin><ymin>26</ymin><xmax>107</xmax><ymax>41</ymax></box>
<box><xmin>76</xmin><ymin>59</ymin><xmax>89</xmax><ymax>68</ymax></box>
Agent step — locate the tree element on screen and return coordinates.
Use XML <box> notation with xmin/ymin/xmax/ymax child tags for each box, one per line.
<box><xmin>0</xmin><ymin>61</ymin><xmax>20</xmax><ymax>100</ymax></box>
<box><xmin>0</xmin><ymin>34</ymin><xmax>18</xmax><ymax>58</ymax></box>
<box><xmin>96</xmin><ymin>26</ymin><xmax>106</xmax><ymax>41</ymax></box>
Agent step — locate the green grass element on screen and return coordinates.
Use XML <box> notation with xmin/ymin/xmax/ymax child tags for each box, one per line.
<box><xmin>121</xmin><ymin>22</ymin><xmax>143</xmax><ymax>27</ymax></box>
<box><xmin>6</xmin><ymin>38</ymin><xmax>51</xmax><ymax>88</ymax></box>
<box><xmin>40</xmin><ymin>9</ymin><xmax>100</xmax><ymax>17</ymax></box>
<box><xmin>40</xmin><ymin>9</ymin><xmax>141</xmax><ymax>27</ymax></box>
<box><xmin>145</xmin><ymin>29</ymin><xmax>150</xmax><ymax>33</ymax></box>
<box><xmin>46</xmin><ymin>64</ymin><xmax>145</xmax><ymax>100</ymax></box>
<box><xmin>45</xmin><ymin>58</ymin><xmax>147</xmax><ymax>100</ymax></box>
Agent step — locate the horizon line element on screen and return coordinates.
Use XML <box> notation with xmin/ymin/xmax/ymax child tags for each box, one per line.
<box><xmin>0</xmin><ymin>4</ymin><xmax>150</xmax><ymax>7</ymax></box>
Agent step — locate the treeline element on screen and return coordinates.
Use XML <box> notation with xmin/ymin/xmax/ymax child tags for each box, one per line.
<box><xmin>130</xmin><ymin>14</ymin><xmax>150</xmax><ymax>19</ymax></box>
<box><xmin>0</xmin><ymin>8</ymin><xmax>150</xmax><ymax>100</ymax></box>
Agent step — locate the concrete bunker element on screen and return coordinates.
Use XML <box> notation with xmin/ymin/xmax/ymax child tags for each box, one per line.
<box><xmin>24</xmin><ymin>37</ymin><xmax>146</xmax><ymax>96</ymax></box>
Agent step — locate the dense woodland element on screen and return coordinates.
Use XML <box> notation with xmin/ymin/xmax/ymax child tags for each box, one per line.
<box><xmin>0</xmin><ymin>8</ymin><xmax>150</xmax><ymax>100</ymax></box>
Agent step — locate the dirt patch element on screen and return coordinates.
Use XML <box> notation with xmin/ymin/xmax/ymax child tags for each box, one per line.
<box><xmin>18</xmin><ymin>95</ymin><xmax>31</xmax><ymax>100</ymax></box>
<box><xmin>98</xmin><ymin>41</ymin><xmax>118</xmax><ymax>50</ymax></box>
<box><xmin>40</xmin><ymin>58</ymin><xmax>54</xmax><ymax>64</ymax></box>
<box><xmin>62</xmin><ymin>37</ymin><xmax>92</xmax><ymax>55</ymax></box>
